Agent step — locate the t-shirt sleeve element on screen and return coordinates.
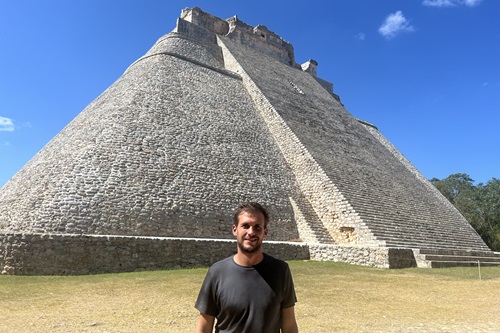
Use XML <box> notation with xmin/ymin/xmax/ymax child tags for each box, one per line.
<box><xmin>281</xmin><ymin>265</ymin><xmax>297</xmax><ymax>309</ymax></box>
<box><xmin>194</xmin><ymin>268</ymin><xmax>219</xmax><ymax>317</ymax></box>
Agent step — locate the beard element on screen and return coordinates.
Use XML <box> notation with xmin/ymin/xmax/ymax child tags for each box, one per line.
<box><xmin>237</xmin><ymin>238</ymin><xmax>262</xmax><ymax>254</ymax></box>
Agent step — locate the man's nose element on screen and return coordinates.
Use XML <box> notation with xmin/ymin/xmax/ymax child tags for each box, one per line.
<box><xmin>247</xmin><ymin>227</ymin><xmax>255</xmax><ymax>235</ymax></box>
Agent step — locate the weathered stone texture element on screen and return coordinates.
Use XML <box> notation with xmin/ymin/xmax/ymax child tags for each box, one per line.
<box><xmin>0</xmin><ymin>26</ymin><xmax>300</xmax><ymax>241</ymax></box>
<box><xmin>217</xmin><ymin>31</ymin><xmax>489</xmax><ymax>252</ymax></box>
<box><xmin>0</xmin><ymin>7</ymin><xmax>494</xmax><ymax>275</ymax></box>
<box><xmin>218</xmin><ymin>36</ymin><xmax>376</xmax><ymax>247</ymax></box>
<box><xmin>0</xmin><ymin>233</ymin><xmax>411</xmax><ymax>275</ymax></box>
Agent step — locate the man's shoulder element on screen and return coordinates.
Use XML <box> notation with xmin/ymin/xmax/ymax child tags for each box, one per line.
<box><xmin>208</xmin><ymin>256</ymin><xmax>234</xmax><ymax>272</ymax></box>
<box><xmin>263</xmin><ymin>253</ymin><xmax>287</xmax><ymax>263</ymax></box>
<box><xmin>262</xmin><ymin>253</ymin><xmax>289</xmax><ymax>269</ymax></box>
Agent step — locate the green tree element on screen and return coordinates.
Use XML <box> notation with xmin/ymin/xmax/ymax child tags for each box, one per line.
<box><xmin>430</xmin><ymin>173</ymin><xmax>475</xmax><ymax>204</ymax></box>
<box><xmin>431</xmin><ymin>174</ymin><xmax>500</xmax><ymax>251</ymax></box>
<box><xmin>476</xmin><ymin>179</ymin><xmax>500</xmax><ymax>250</ymax></box>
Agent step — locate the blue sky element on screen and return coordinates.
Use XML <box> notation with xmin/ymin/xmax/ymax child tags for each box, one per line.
<box><xmin>0</xmin><ymin>0</ymin><xmax>498</xmax><ymax>188</ymax></box>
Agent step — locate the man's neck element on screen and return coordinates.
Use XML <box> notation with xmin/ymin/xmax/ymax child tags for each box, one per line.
<box><xmin>233</xmin><ymin>251</ymin><xmax>264</xmax><ymax>267</ymax></box>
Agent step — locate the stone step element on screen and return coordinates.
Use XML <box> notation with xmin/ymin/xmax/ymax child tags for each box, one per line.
<box><xmin>422</xmin><ymin>254</ymin><xmax>500</xmax><ymax>263</ymax></box>
<box><xmin>383</xmin><ymin>236</ymin><xmax>478</xmax><ymax>245</ymax></box>
<box><xmin>386</xmin><ymin>242</ymin><xmax>480</xmax><ymax>250</ymax></box>
<box><xmin>367</xmin><ymin>225</ymin><xmax>487</xmax><ymax>249</ymax></box>
<box><xmin>361</xmin><ymin>215</ymin><xmax>475</xmax><ymax>234</ymax></box>
<box><xmin>384</xmin><ymin>239</ymin><xmax>489</xmax><ymax>252</ymax></box>
<box><xmin>377</xmin><ymin>236</ymin><xmax>483</xmax><ymax>249</ymax></box>
<box><xmin>412</xmin><ymin>248</ymin><xmax>500</xmax><ymax>268</ymax></box>
<box><xmin>347</xmin><ymin>197</ymin><xmax>444</xmax><ymax>213</ymax></box>
<box><xmin>365</xmin><ymin>222</ymin><xmax>474</xmax><ymax>239</ymax></box>
<box><xmin>374</xmin><ymin>232</ymin><xmax>487</xmax><ymax>248</ymax></box>
<box><xmin>369</xmin><ymin>227</ymin><xmax>476</xmax><ymax>240</ymax></box>
<box><xmin>429</xmin><ymin>261</ymin><xmax>500</xmax><ymax>268</ymax></box>
<box><xmin>418</xmin><ymin>248</ymin><xmax>499</xmax><ymax>258</ymax></box>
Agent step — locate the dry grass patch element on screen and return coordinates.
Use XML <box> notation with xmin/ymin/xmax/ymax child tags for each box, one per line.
<box><xmin>293</xmin><ymin>262</ymin><xmax>500</xmax><ymax>332</ymax></box>
<box><xmin>1</xmin><ymin>261</ymin><xmax>500</xmax><ymax>332</ymax></box>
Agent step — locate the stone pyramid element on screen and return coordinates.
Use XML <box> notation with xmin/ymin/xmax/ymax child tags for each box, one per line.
<box><xmin>0</xmin><ymin>7</ymin><xmax>495</xmax><ymax>274</ymax></box>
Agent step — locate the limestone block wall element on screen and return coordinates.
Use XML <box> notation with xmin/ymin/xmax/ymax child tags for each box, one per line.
<box><xmin>0</xmin><ymin>22</ymin><xmax>301</xmax><ymax>241</ymax></box>
<box><xmin>180</xmin><ymin>7</ymin><xmax>229</xmax><ymax>36</ymax></box>
<box><xmin>308</xmin><ymin>244</ymin><xmax>416</xmax><ymax>269</ymax></box>
<box><xmin>360</xmin><ymin>123</ymin><xmax>484</xmax><ymax>243</ymax></box>
<box><xmin>218</xmin><ymin>36</ymin><xmax>379</xmax><ymax>247</ymax></box>
<box><xmin>138</xmin><ymin>32</ymin><xmax>224</xmax><ymax>70</ymax></box>
<box><xmin>219</xmin><ymin>32</ymin><xmax>490</xmax><ymax>252</ymax></box>
<box><xmin>225</xmin><ymin>17</ymin><xmax>295</xmax><ymax>66</ymax></box>
<box><xmin>0</xmin><ymin>233</ymin><xmax>413</xmax><ymax>275</ymax></box>
<box><xmin>0</xmin><ymin>7</ymin><xmax>492</xmax><ymax>277</ymax></box>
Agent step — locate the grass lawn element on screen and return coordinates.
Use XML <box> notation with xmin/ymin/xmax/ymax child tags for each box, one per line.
<box><xmin>1</xmin><ymin>261</ymin><xmax>500</xmax><ymax>332</ymax></box>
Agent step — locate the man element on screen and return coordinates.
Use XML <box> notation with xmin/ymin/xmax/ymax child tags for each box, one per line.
<box><xmin>195</xmin><ymin>202</ymin><xmax>299</xmax><ymax>333</ymax></box>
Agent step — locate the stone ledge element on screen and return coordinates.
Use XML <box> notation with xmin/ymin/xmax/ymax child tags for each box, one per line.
<box><xmin>0</xmin><ymin>233</ymin><xmax>416</xmax><ymax>275</ymax></box>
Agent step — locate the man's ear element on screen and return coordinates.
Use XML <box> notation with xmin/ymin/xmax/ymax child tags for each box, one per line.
<box><xmin>232</xmin><ymin>224</ymin><xmax>237</xmax><ymax>236</ymax></box>
<box><xmin>263</xmin><ymin>226</ymin><xmax>268</xmax><ymax>238</ymax></box>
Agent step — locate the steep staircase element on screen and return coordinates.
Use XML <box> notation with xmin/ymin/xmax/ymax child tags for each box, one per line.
<box><xmin>413</xmin><ymin>248</ymin><xmax>500</xmax><ymax>268</ymax></box>
<box><xmin>290</xmin><ymin>195</ymin><xmax>335</xmax><ymax>244</ymax></box>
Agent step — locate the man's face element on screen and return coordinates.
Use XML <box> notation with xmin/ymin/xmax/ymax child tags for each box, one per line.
<box><xmin>232</xmin><ymin>211</ymin><xmax>268</xmax><ymax>254</ymax></box>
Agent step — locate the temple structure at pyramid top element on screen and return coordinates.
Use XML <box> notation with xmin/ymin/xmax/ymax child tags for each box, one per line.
<box><xmin>1</xmin><ymin>7</ymin><xmax>498</xmax><ymax>275</ymax></box>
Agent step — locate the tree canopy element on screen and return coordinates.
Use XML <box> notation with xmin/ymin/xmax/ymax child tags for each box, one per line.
<box><xmin>431</xmin><ymin>174</ymin><xmax>500</xmax><ymax>251</ymax></box>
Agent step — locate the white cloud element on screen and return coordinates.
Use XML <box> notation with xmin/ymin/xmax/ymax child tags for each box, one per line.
<box><xmin>378</xmin><ymin>11</ymin><xmax>415</xmax><ymax>39</ymax></box>
<box><xmin>423</xmin><ymin>0</ymin><xmax>483</xmax><ymax>7</ymax></box>
<box><xmin>355</xmin><ymin>32</ymin><xmax>366</xmax><ymax>41</ymax></box>
<box><xmin>423</xmin><ymin>0</ymin><xmax>455</xmax><ymax>6</ymax></box>
<box><xmin>463</xmin><ymin>0</ymin><xmax>483</xmax><ymax>6</ymax></box>
<box><xmin>0</xmin><ymin>116</ymin><xmax>15</xmax><ymax>132</ymax></box>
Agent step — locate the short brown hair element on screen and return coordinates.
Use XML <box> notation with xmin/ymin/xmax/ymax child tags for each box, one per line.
<box><xmin>232</xmin><ymin>202</ymin><xmax>269</xmax><ymax>226</ymax></box>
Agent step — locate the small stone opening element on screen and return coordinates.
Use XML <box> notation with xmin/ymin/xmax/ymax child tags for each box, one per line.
<box><xmin>339</xmin><ymin>227</ymin><xmax>355</xmax><ymax>241</ymax></box>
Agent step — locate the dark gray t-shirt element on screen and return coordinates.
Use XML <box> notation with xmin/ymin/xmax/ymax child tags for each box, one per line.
<box><xmin>195</xmin><ymin>253</ymin><xmax>297</xmax><ymax>333</ymax></box>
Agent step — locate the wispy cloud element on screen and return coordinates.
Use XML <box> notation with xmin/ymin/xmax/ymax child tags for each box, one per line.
<box><xmin>378</xmin><ymin>11</ymin><xmax>415</xmax><ymax>39</ymax></box>
<box><xmin>355</xmin><ymin>32</ymin><xmax>366</xmax><ymax>41</ymax></box>
<box><xmin>423</xmin><ymin>0</ymin><xmax>483</xmax><ymax>7</ymax></box>
<box><xmin>463</xmin><ymin>0</ymin><xmax>483</xmax><ymax>6</ymax></box>
<box><xmin>423</xmin><ymin>0</ymin><xmax>455</xmax><ymax>6</ymax></box>
<box><xmin>0</xmin><ymin>116</ymin><xmax>15</xmax><ymax>132</ymax></box>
